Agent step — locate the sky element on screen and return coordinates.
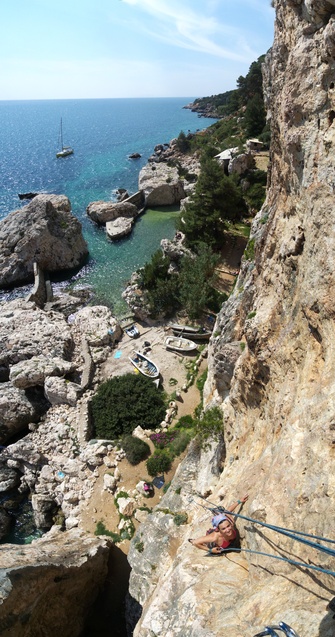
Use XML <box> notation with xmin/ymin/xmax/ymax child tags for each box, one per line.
<box><xmin>0</xmin><ymin>0</ymin><xmax>275</xmax><ymax>101</ymax></box>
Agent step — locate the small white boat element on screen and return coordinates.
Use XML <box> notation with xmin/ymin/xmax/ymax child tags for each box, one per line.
<box><xmin>165</xmin><ymin>335</ymin><xmax>197</xmax><ymax>353</ymax></box>
<box><xmin>125</xmin><ymin>324</ymin><xmax>140</xmax><ymax>338</ymax></box>
<box><xmin>56</xmin><ymin>118</ymin><xmax>74</xmax><ymax>158</ymax></box>
<box><xmin>129</xmin><ymin>351</ymin><xmax>159</xmax><ymax>378</ymax></box>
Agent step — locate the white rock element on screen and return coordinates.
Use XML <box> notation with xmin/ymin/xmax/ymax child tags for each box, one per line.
<box><xmin>65</xmin><ymin>517</ymin><xmax>79</xmax><ymax>530</ymax></box>
<box><xmin>117</xmin><ymin>497</ymin><xmax>135</xmax><ymax>517</ymax></box>
<box><xmin>103</xmin><ymin>473</ymin><xmax>117</xmax><ymax>493</ymax></box>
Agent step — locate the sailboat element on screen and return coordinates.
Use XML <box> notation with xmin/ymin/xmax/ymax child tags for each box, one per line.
<box><xmin>56</xmin><ymin>118</ymin><xmax>74</xmax><ymax>158</ymax></box>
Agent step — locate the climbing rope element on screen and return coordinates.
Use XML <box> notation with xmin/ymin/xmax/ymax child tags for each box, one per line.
<box><xmin>186</xmin><ymin>492</ymin><xmax>335</xmax><ymax>576</ymax></box>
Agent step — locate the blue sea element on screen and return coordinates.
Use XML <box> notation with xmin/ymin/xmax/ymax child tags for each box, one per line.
<box><xmin>0</xmin><ymin>98</ymin><xmax>216</xmax><ymax>315</ymax></box>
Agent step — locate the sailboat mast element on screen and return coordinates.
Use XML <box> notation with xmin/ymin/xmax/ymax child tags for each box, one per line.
<box><xmin>60</xmin><ymin>117</ymin><xmax>64</xmax><ymax>150</ymax></box>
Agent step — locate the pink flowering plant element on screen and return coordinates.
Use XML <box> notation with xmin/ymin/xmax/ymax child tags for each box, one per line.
<box><xmin>149</xmin><ymin>430</ymin><xmax>176</xmax><ymax>449</ymax></box>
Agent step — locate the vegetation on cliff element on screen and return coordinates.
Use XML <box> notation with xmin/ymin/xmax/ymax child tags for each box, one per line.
<box><xmin>189</xmin><ymin>55</ymin><xmax>268</xmax><ymax>140</ymax></box>
<box><xmin>136</xmin><ymin>55</ymin><xmax>268</xmax><ymax>321</ymax></box>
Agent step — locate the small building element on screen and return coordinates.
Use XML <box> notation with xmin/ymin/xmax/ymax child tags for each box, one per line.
<box><xmin>214</xmin><ymin>147</ymin><xmax>239</xmax><ymax>175</ymax></box>
<box><xmin>246</xmin><ymin>138</ymin><xmax>263</xmax><ymax>152</ymax></box>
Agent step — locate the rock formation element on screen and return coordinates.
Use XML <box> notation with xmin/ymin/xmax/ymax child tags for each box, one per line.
<box><xmin>0</xmin><ymin>299</ymin><xmax>121</xmax><ymax>443</ymax></box>
<box><xmin>86</xmin><ymin>200</ymin><xmax>138</xmax><ymax>225</ymax></box>
<box><xmin>138</xmin><ymin>163</ymin><xmax>186</xmax><ymax>207</ymax></box>
<box><xmin>0</xmin><ymin>195</ymin><xmax>88</xmax><ymax>287</ymax></box>
<box><xmin>127</xmin><ymin>3</ymin><xmax>335</xmax><ymax>636</ymax></box>
<box><xmin>0</xmin><ymin>526</ymin><xmax>110</xmax><ymax>637</ymax></box>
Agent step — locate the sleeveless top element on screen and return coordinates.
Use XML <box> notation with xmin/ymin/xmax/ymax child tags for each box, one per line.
<box><xmin>220</xmin><ymin>527</ymin><xmax>237</xmax><ymax>548</ymax></box>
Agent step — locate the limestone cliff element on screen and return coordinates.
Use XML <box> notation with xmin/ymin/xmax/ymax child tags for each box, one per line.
<box><xmin>0</xmin><ymin>527</ymin><xmax>110</xmax><ymax>637</ymax></box>
<box><xmin>127</xmin><ymin>3</ymin><xmax>335</xmax><ymax>636</ymax></box>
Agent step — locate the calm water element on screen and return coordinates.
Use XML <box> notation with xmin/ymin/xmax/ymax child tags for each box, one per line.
<box><xmin>0</xmin><ymin>98</ymin><xmax>216</xmax><ymax>314</ymax></box>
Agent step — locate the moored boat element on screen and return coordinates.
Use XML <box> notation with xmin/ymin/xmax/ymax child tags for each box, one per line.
<box><xmin>125</xmin><ymin>324</ymin><xmax>140</xmax><ymax>338</ymax></box>
<box><xmin>56</xmin><ymin>118</ymin><xmax>74</xmax><ymax>158</ymax></box>
<box><xmin>170</xmin><ymin>324</ymin><xmax>212</xmax><ymax>340</ymax></box>
<box><xmin>18</xmin><ymin>192</ymin><xmax>39</xmax><ymax>200</ymax></box>
<box><xmin>129</xmin><ymin>351</ymin><xmax>159</xmax><ymax>378</ymax></box>
<box><xmin>165</xmin><ymin>335</ymin><xmax>197</xmax><ymax>352</ymax></box>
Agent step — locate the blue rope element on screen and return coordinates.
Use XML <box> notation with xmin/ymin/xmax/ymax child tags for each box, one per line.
<box><xmin>217</xmin><ymin>546</ymin><xmax>335</xmax><ymax>577</ymax></box>
<box><xmin>193</xmin><ymin>493</ymin><xmax>335</xmax><ymax>557</ymax></box>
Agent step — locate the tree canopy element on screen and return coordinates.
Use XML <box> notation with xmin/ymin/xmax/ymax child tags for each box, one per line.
<box><xmin>91</xmin><ymin>373</ymin><xmax>166</xmax><ymax>439</ymax></box>
<box><xmin>177</xmin><ymin>156</ymin><xmax>248</xmax><ymax>249</ymax></box>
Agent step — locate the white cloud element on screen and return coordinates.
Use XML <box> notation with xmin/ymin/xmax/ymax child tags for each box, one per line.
<box><xmin>121</xmin><ymin>0</ymin><xmax>259</xmax><ymax>62</ymax></box>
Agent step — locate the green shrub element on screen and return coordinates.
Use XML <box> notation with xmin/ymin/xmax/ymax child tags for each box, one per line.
<box><xmin>146</xmin><ymin>450</ymin><xmax>172</xmax><ymax>476</ymax></box>
<box><xmin>91</xmin><ymin>373</ymin><xmax>166</xmax><ymax>439</ymax></box>
<box><xmin>244</xmin><ymin>237</ymin><xmax>255</xmax><ymax>261</ymax></box>
<box><xmin>121</xmin><ymin>435</ymin><xmax>151</xmax><ymax>465</ymax></box>
<box><xmin>149</xmin><ymin>430</ymin><xmax>177</xmax><ymax>449</ymax></box>
<box><xmin>163</xmin><ymin>481</ymin><xmax>171</xmax><ymax>493</ymax></box>
<box><xmin>194</xmin><ymin>407</ymin><xmax>223</xmax><ymax>447</ymax></box>
<box><xmin>95</xmin><ymin>521</ymin><xmax>122</xmax><ymax>542</ymax></box>
<box><xmin>175</xmin><ymin>414</ymin><xmax>195</xmax><ymax>429</ymax></box>
<box><xmin>196</xmin><ymin>369</ymin><xmax>208</xmax><ymax>398</ymax></box>
<box><xmin>169</xmin><ymin>431</ymin><xmax>191</xmax><ymax>457</ymax></box>
<box><xmin>173</xmin><ymin>512</ymin><xmax>188</xmax><ymax>526</ymax></box>
<box><xmin>134</xmin><ymin>539</ymin><xmax>144</xmax><ymax>553</ymax></box>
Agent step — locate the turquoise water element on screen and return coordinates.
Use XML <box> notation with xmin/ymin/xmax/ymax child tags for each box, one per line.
<box><xmin>0</xmin><ymin>98</ymin><xmax>216</xmax><ymax>313</ymax></box>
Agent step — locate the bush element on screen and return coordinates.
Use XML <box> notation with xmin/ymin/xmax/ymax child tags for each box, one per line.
<box><xmin>146</xmin><ymin>450</ymin><xmax>172</xmax><ymax>476</ymax></box>
<box><xmin>91</xmin><ymin>373</ymin><xmax>166</xmax><ymax>439</ymax></box>
<box><xmin>194</xmin><ymin>407</ymin><xmax>223</xmax><ymax>447</ymax></box>
<box><xmin>173</xmin><ymin>512</ymin><xmax>188</xmax><ymax>526</ymax></box>
<box><xmin>169</xmin><ymin>431</ymin><xmax>191</xmax><ymax>457</ymax></box>
<box><xmin>149</xmin><ymin>430</ymin><xmax>177</xmax><ymax>449</ymax></box>
<box><xmin>175</xmin><ymin>414</ymin><xmax>195</xmax><ymax>429</ymax></box>
<box><xmin>121</xmin><ymin>435</ymin><xmax>151</xmax><ymax>465</ymax></box>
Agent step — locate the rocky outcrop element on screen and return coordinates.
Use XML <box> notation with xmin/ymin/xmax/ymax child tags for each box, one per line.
<box><xmin>0</xmin><ymin>299</ymin><xmax>121</xmax><ymax>442</ymax></box>
<box><xmin>0</xmin><ymin>195</ymin><xmax>88</xmax><ymax>287</ymax></box>
<box><xmin>122</xmin><ymin>272</ymin><xmax>152</xmax><ymax>323</ymax></box>
<box><xmin>138</xmin><ymin>163</ymin><xmax>186</xmax><ymax>206</ymax></box>
<box><xmin>126</xmin><ymin>3</ymin><xmax>335</xmax><ymax>637</ymax></box>
<box><xmin>87</xmin><ymin>200</ymin><xmax>138</xmax><ymax>225</ymax></box>
<box><xmin>0</xmin><ymin>526</ymin><xmax>110</xmax><ymax>637</ymax></box>
<box><xmin>106</xmin><ymin>216</ymin><xmax>134</xmax><ymax>239</ymax></box>
<box><xmin>137</xmin><ymin>138</ymin><xmax>201</xmax><ymax>207</ymax></box>
<box><xmin>0</xmin><ymin>383</ymin><xmax>48</xmax><ymax>442</ymax></box>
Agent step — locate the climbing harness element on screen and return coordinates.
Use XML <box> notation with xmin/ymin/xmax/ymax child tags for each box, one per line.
<box><xmin>254</xmin><ymin>623</ymin><xmax>300</xmax><ymax>637</ymax></box>
<box><xmin>186</xmin><ymin>491</ymin><xmax>335</xmax><ymax>577</ymax></box>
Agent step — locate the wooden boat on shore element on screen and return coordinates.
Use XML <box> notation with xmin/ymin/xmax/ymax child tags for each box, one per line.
<box><xmin>165</xmin><ymin>335</ymin><xmax>197</xmax><ymax>353</ymax></box>
<box><xmin>170</xmin><ymin>324</ymin><xmax>212</xmax><ymax>341</ymax></box>
<box><xmin>129</xmin><ymin>351</ymin><xmax>159</xmax><ymax>378</ymax></box>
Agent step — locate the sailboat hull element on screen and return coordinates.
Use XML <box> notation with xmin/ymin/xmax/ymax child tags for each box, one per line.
<box><xmin>56</xmin><ymin>147</ymin><xmax>74</xmax><ymax>158</ymax></box>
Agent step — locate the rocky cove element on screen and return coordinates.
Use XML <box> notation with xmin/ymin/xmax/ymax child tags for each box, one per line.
<box><xmin>1</xmin><ymin>3</ymin><xmax>335</xmax><ymax>636</ymax></box>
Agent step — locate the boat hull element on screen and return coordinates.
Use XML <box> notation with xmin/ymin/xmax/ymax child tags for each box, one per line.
<box><xmin>171</xmin><ymin>325</ymin><xmax>212</xmax><ymax>341</ymax></box>
<box><xmin>56</xmin><ymin>147</ymin><xmax>74</xmax><ymax>158</ymax></box>
<box><xmin>129</xmin><ymin>351</ymin><xmax>159</xmax><ymax>379</ymax></box>
<box><xmin>165</xmin><ymin>336</ymin><xmax>197</xmax><ymax>352</ymax></box>
<box><xmin>125</xmin><ymin>325</ymin><xmax>140</xmax><ymax>338</ymax></box>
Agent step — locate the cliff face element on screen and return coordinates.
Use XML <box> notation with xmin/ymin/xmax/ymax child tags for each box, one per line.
<box><xmin>128</xmin><ymin>3</ymin><xmax>335</xmax><ymax>636</ymax></box>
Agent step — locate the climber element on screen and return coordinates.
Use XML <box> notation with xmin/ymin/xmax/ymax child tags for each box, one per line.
<box><xmin>188</xmin><ymin>494</ymin><xmax>248</xmax><ymax>554</ymax></box>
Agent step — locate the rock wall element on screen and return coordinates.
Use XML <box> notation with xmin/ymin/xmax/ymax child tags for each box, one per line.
<box><xmin>127</xmin><ymin>3</ymin><xmax>335</xmax><ymax>636</ymax></box>
<box><xmin>0</xmin><ymin>527</ymin><xmax>110</xmax><ymax>637</ymax></box>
